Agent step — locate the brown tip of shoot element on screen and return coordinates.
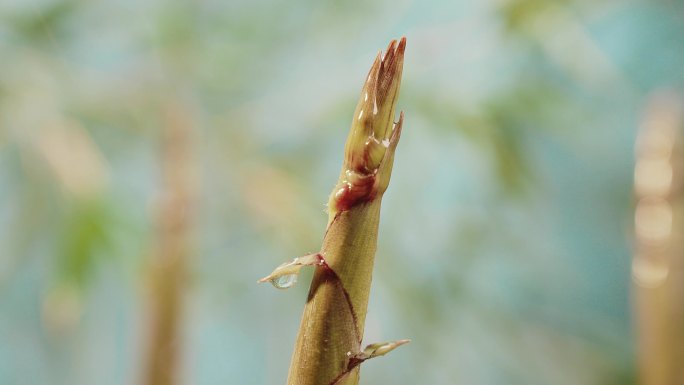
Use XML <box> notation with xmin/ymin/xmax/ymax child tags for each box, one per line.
<box><xmin>397</xmin><ymin>36</ymin><xmax>406</xmax><ymax>55</ymax></box>
<box><xmin>366</xmin><ymin>52</ymin><xmax>382</xmax><ymax>82</ymax></box>
<box><xmin>376</xmin><ymin>37</ymin><xmax>406</xmax><ymax>106</ymax></box>
<box><xmin>382</xmin><ymin>39</ymin><xmax>398</xmax><ymax>67</ymax></box>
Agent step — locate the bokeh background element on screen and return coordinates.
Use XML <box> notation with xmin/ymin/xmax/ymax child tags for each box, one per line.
<box><xmin>2</xmin><ymin>0</ymin><xmax>684</xmax><ymax>384</ymax></box>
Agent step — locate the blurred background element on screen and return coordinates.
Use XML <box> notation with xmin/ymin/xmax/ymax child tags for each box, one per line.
<box><xmin>2</xmin><ymin>0</ymin><xmax>684</xmax><ymax>384</ymax></box>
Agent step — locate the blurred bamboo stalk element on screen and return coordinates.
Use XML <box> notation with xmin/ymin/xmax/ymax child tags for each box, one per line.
<box><xmin>143</xmin><ymin>102</ymin><xmax>196</xmax><ymax>385</ymax></box>
<box><xmin>633</xmin><ymin>91</ymin><xmax>684</xmax><ymax>385</ymax></box>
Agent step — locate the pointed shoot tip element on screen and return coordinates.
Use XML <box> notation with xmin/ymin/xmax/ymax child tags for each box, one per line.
<box><xmin>398</xmin><ymin>36</ymin><xmax>407</xmax><ymax>53</ymax></box>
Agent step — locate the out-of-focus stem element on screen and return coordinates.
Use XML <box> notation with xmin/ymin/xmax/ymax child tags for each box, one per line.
<box><xmin>143</xmin><ymin>103</ymin><xmax>196</xmax><ymax>385</ymax></box>
<box><xmin>633</xmin><ymin>91</ymin><xmax>684</xmax><ymax>385</ymax></box>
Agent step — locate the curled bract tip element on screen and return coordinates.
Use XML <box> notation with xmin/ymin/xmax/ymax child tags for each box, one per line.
<box><xmin>346</xmin><ymin>338</ymin><xmax>411</xmax><ymax>370</ymax></box>
<box><xmin>258</xmin><ymin>253</ymin><xmax>323</xmax><ymax>289</ymax></box>
<box><xmin>360</xmin><ymin>339</ymin><xmax>411</xmax><ymax>359</ymax></box>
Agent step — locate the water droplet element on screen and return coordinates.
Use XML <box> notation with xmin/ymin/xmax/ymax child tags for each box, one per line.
<box><xmin>373</xmin><ymin>99</ymin><xmax>378</xmax><ymax>115</ymax></box>
<box><xmin>335</xmin><ymin>186</ymin><xmax>347</xmax><ymax>198</ymax></box>
<box><xmin>271</xmin><ymin>273</ymin><xmax>298</xmax><ymax>289</ymax></box>
<box><xmin>358</xmin><ymin>110</ymin><xmax>364</xmax><ymax>121</ymax></box>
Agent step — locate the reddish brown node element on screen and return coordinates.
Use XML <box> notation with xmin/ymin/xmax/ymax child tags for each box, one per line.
<box><xmin>333</xmin><ymin>174</ymin><xmax>377</xmax><ymax>212</ymax></box>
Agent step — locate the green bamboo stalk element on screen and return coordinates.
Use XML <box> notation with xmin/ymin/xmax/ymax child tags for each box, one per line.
<box><xmin>260</xmin><ymin>37</ymin><xmax>408</xmax><ymax>385</ymax></box>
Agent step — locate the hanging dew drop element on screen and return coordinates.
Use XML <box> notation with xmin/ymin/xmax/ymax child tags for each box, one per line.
<box><xmin>271</xmin><ymin>273</ymin><xmax>298</xmax><ymax>289</ymax></box>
